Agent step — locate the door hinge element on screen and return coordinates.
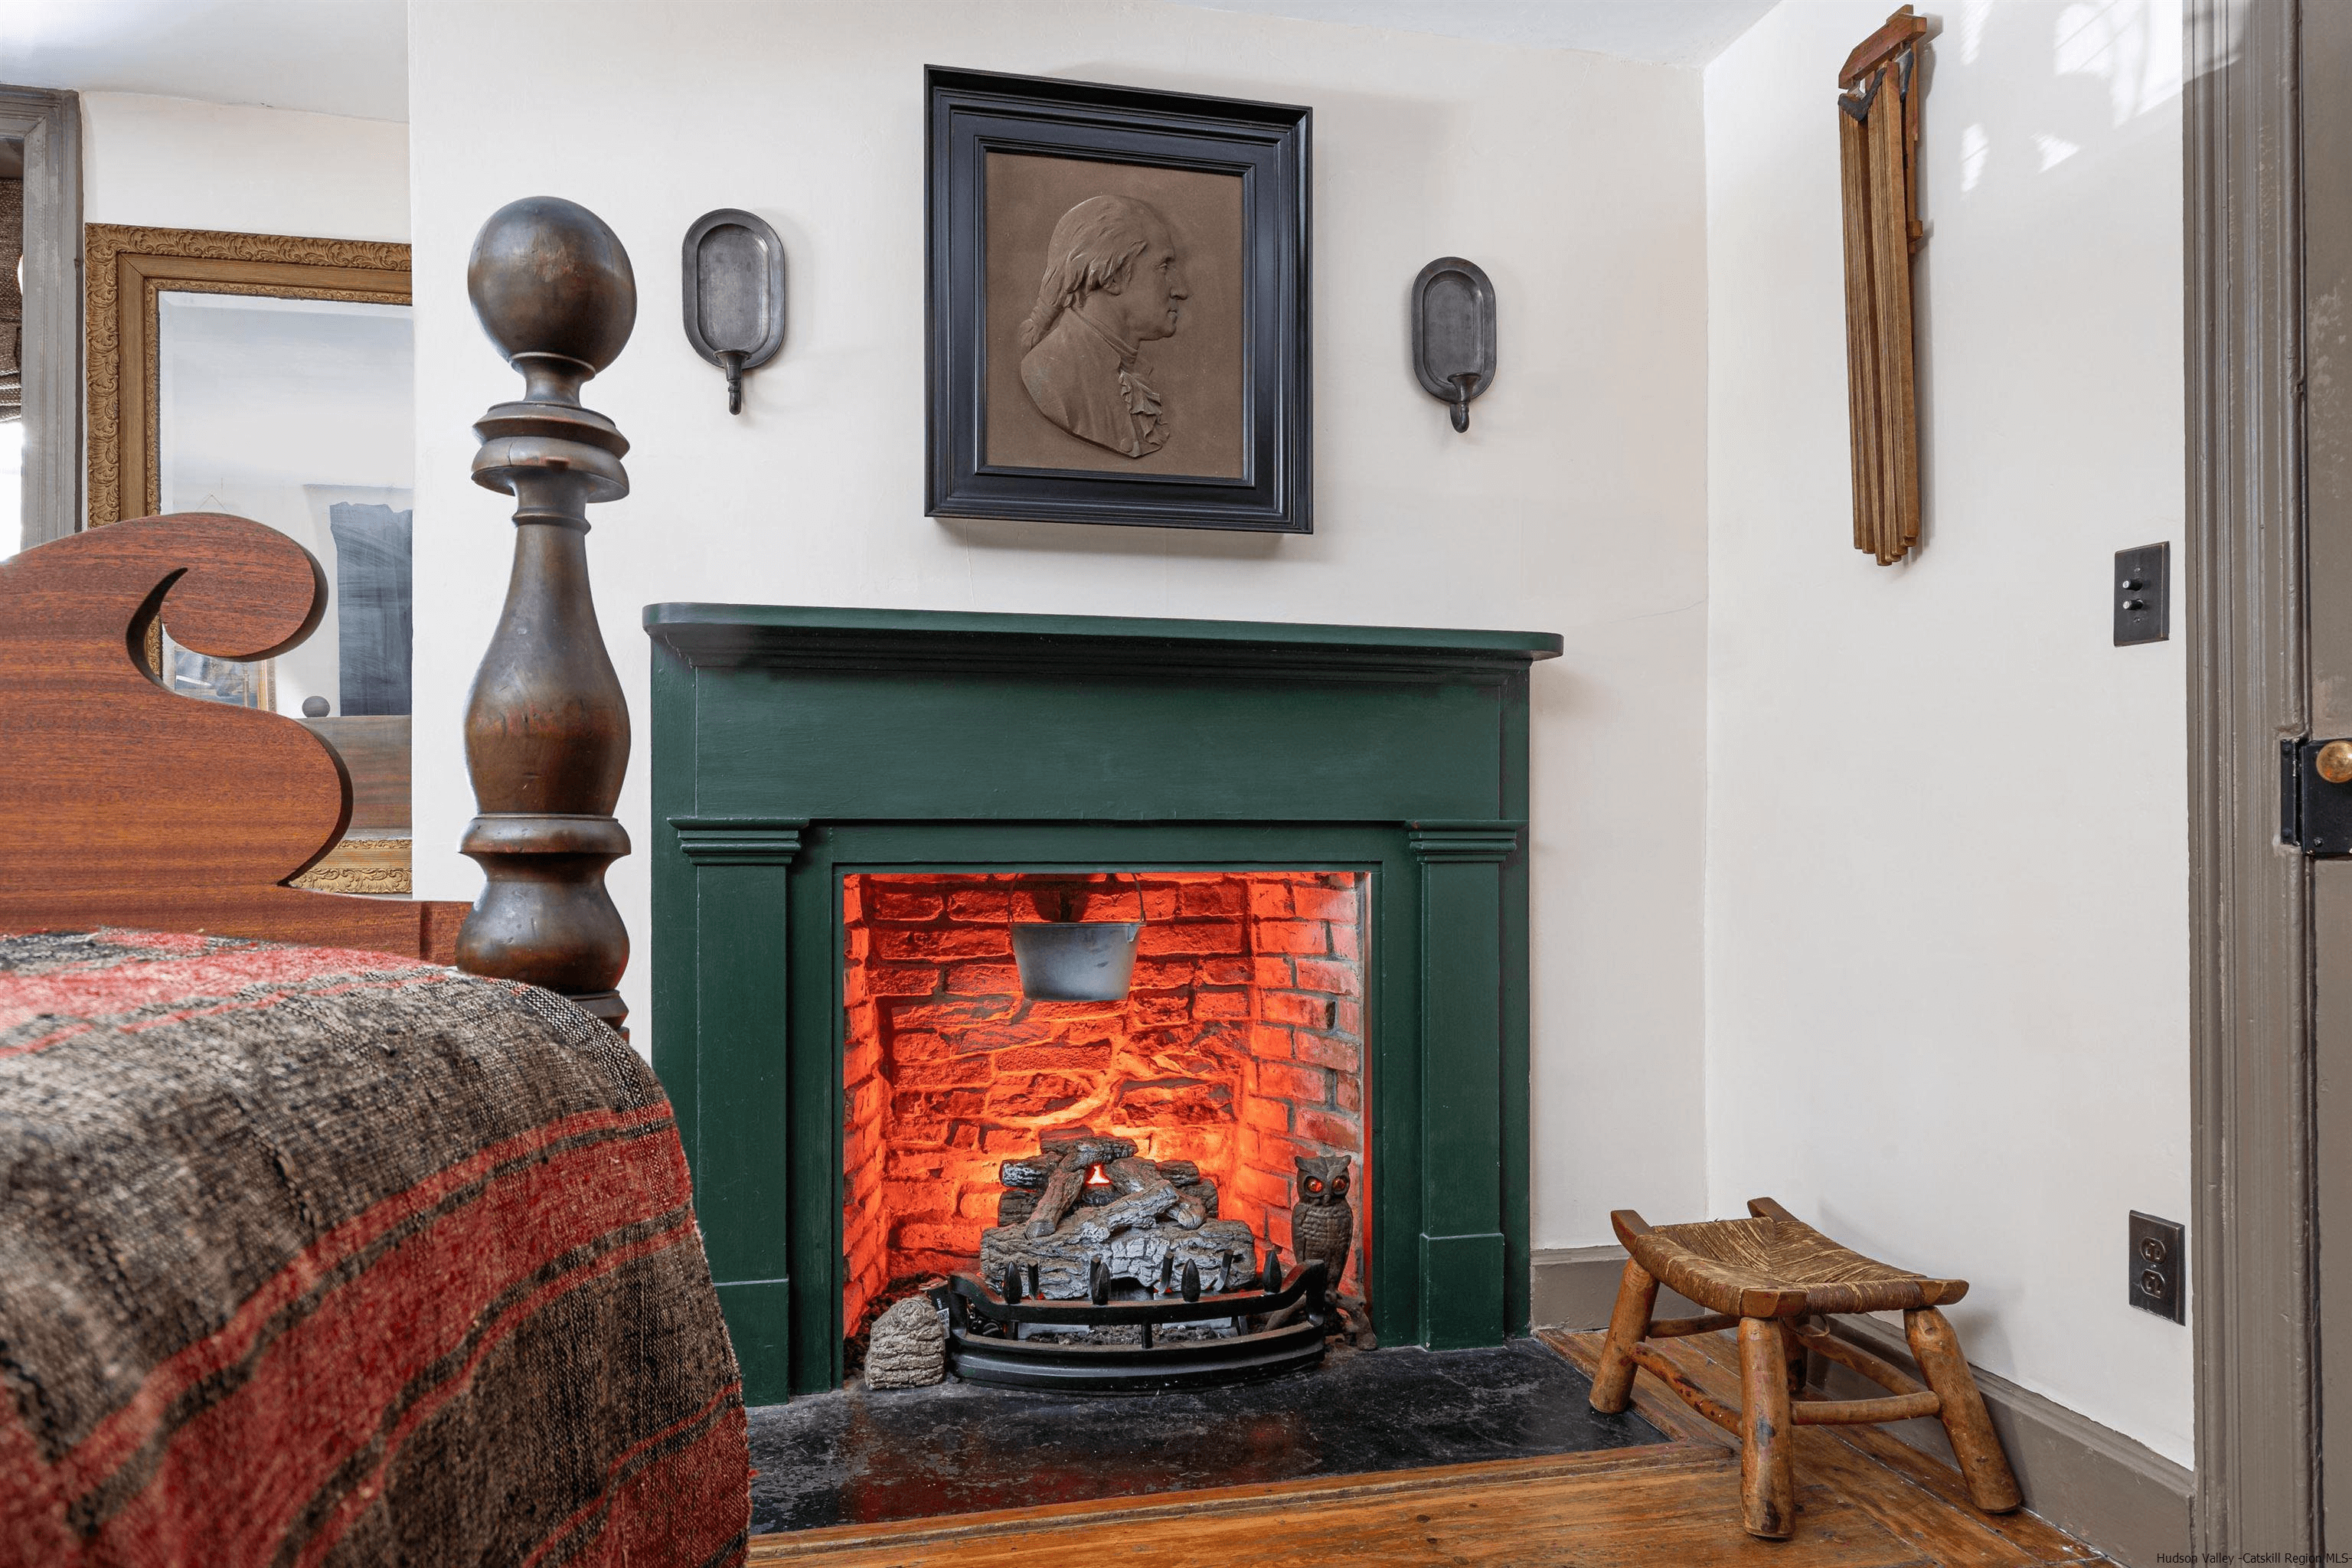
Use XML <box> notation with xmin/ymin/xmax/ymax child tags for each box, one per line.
<box><xmin>2283</xmin><ymin>736</ymin><xmax>2352</xmax><ymax>855</ymax></box>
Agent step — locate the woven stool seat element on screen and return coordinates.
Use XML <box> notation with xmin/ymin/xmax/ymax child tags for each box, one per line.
<box><xmin>1618</xmin><ymin>1200</ymin><xmax>1967</xmax><ymax>1318</ymax></box>
<box><xmin>1587</xmin><ymin>1197</ymin><xmax>2018</xmax><ymax>1540</ymax></box>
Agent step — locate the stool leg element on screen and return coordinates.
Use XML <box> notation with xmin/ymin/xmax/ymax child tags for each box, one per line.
<box><xmin>1737</xmin><ymin>1317</ymin><xmax>1797</xmax><ymax>1538</ymax></box>
<box><xmin>1905</xmin><ymin>1307</ymin><xmax>2022</xmax><ymax>1514</ymax></box>
<box><xmin>1778</xmin><ymin>1317</ymin><xmax>1810</xmax><ymax>1399</ymax></box>
<box><xmin>1587</xmin><ymin>1260</ymin><xmax>1658</xmax><ymax>1413</ymax></box>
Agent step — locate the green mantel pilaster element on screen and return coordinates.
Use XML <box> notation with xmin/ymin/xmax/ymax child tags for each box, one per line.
<box><xmin>1410</xmin><ymin>823</ymin><xmax>1524</xmax><ymax>1349</ymax></box>
<box><xmin>668</xmin><ymin>816</ymin><xmax>803</xmax><ymax>1393</ymax></box>
<box><xmin>645</xmin><ymin>604</ymin><xmax>1560</xmax><ymax>1402</ymax></box>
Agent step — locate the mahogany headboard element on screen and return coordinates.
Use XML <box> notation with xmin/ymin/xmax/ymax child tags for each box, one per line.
<box><xmin>0</xmin><ymin>197</ymin><xmax>639</xmax><ymax>1025</ymax></box>
<box><xmin>0</xmin><ymin>512</ymin><xmax>472</xmax><ymax>961</ymax></box>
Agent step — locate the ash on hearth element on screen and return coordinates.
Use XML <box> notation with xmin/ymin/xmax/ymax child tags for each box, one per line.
<box><xmin>979</xmin><ymin>1125</ymin><xmax>1260</xmax><ymax>1302</ymax></box>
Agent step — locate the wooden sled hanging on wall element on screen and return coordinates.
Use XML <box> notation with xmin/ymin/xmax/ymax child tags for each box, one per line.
<box><xmin>1839</xmin><ymin>6</ymin><xmax>1931</xmax><ymax>566</ymax></box>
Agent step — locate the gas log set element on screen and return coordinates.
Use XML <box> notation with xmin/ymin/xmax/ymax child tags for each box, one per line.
<box><xmin>930</xmin><ymin>1125</ymin><xmax>1340</xmax><ymax>1391</ymax></box>
<box><xmin>982</xmin><ymin>1126</ymin><xmax>1256</xmax><ymax>1301</ymax></box>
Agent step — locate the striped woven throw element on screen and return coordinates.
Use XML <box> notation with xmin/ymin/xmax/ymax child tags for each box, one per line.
<box><xmin>0</xmin><ymin>929</ymin><xmax>750</xmax><ymax>1567</ymax></box>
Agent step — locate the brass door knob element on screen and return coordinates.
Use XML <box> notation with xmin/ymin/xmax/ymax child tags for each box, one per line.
<box><xmin>2320</xmin><ymin>740</ymin><xmax>2352</xmax><ymax>785</ymax></box>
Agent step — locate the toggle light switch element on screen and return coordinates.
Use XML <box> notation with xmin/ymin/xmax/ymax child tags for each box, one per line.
<box><xmin>2115</xmin><ymin>544</ymin><xmax>2171</xmax><ymax>646</ymax></box>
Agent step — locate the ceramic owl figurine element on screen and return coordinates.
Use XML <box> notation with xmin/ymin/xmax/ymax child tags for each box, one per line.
<box><xmin>1289</xmin><ymin>1154</ymin><xmax>1355</xmax><ymax>1290</ymax></box>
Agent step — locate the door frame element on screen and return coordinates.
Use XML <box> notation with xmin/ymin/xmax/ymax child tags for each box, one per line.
<box><xmin>2185</xmin><ymin>0</ymin><xmax>2321</xmax><ymax>1548</ymax></box>
<box><xmin>0</xmin><ymin>86</ymin><xmax>81</xmax><ymax>546</ymax></box>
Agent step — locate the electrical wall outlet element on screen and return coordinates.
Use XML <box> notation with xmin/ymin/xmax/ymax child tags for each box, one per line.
<box><xmin>2129</xmin><ymin>1211</ymin><xmax>2185</xmax><ymax>1321</ymax></box>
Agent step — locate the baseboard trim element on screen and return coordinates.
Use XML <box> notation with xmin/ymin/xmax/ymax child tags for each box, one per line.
<box><xmin>1825</xmin><ymin>1316</ymin><xmax>2190</xmax><ymax>1568</ymax></box>
<box><xmin>1530</xmin><ymin>1244</ymin><xmax>1709</xmax><ymax>1329</ymax></box>
<box><xmin>1529</xmin><ymin>1245</ymin><xmax>2192</xmax><ymax>1568</ymax></box>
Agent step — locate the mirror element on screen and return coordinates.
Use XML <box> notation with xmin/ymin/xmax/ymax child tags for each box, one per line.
<box><xmin>86</xmin><ymin>226</ymin><xmax>413</xmax><ymax>890</ymax></box>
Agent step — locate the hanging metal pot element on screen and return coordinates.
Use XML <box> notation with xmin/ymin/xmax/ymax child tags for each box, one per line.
<box><xmin>1011</xmin><ymin>921</ymin><xmax>1143</xmax><ymax>1001</ymax></box>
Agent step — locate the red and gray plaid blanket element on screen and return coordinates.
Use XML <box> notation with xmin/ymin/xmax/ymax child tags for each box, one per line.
<box><xmin>0</xmin><ymin>929</ymin><xmax>750</xmax><ymax>1566</ymax></box>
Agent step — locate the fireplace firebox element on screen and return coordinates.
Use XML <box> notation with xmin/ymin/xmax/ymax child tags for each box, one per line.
<box><xmin>648</xmin><ymin>606</ymin><xmax>1558</xmax><ymax>1402</ymax></box>
<box><xmin>840</xmin><ymin>870</ymin><xmax>1371</xmax><ymax>1384</ymax></box>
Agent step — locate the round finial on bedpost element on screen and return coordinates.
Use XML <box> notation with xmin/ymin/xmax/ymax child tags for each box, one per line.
<box><xmin>469</xmin><ymin>196</ymin><xmax>637</xmax><ymax>406</ymax></box>
<box><xmin>454</xmin><ymin>196</ymin><xmax>637</xmax><ymax>1031</ymax></box>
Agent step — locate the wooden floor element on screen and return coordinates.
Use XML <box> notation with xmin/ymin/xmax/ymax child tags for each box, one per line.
<box><xmin>744</xmin><ymin>1328</ymin><xmax>2105</xmax><ymax>1566</ymax></box>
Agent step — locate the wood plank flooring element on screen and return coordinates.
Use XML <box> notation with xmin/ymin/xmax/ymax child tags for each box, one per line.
<box><xmin>743</xmin><ymin>1329</ymin><xmax>2106</xmax><ymax>1566</ymax></box>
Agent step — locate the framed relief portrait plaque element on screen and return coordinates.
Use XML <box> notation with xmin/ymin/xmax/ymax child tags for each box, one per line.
<box><xmin>926</xmin><ymin>67</ymin><xmax>1312</xmax><ymax>534</ymax></box>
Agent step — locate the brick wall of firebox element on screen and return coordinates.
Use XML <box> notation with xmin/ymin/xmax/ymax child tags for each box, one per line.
<box><xmin>841</xmin><ymin>871</ymin><xmax>1369</xmax><ymax>1331</ymax></box>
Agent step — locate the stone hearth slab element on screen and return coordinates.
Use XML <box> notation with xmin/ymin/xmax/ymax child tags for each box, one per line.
<box><xmin>746</xmin><ymin>1338</ymin><xmax>1664</xmax><ymax>1534</ymax></box>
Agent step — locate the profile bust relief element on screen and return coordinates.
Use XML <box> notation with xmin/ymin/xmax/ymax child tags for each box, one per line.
<box><xmin>1018</xmin><ymin>195</ymin><xmax>1189</xmax><ymax>459</ymax></box>
<box><xmin>928</xmin><ymin>68</ymin><xmax>1308</xmax><ymax>531</ymax></box>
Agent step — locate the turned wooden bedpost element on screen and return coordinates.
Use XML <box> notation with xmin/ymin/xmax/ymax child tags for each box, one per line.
<box><xmin>455</xmin><ymin>197</ymin><xmax>636</xmax><ymax>1028</ymax></box>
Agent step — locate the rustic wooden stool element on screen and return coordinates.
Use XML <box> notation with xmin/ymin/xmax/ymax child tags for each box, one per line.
<box><xmin>1587</xmin><ymin>1197</ymin><xmax>2021</xmax><ymax>1540</ymax></box>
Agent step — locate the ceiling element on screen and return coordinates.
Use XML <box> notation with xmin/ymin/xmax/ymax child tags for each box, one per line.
<box><xmin>1164</xmin><ymin>0</ymin><xmax>1780</xmax><ymax>67</ymax></box>
<box><xmin>0</xmin><ymin>0</ymin><xmax>408</xmax><ymax>121</ymax></box>
<box><xmin>0</xmin><ymin>0</ymin><xmax>1775</xmax><ymax>128</ymax></box>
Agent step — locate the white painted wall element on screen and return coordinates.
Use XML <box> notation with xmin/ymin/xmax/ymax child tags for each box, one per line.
<box><xmin>80</xmin><ymin>90</ymin><xmax>408</xmax><ymax>240</ymax></box>
<box><xmin>407</xmin><ymin>0</ymin><xmax>1712</xmax><ymax>1254</ymax></box>
<box><xmin>1703</xmin><ymin>0</ymin><xmax>2190</xmax><ymax>1462</ymax></box>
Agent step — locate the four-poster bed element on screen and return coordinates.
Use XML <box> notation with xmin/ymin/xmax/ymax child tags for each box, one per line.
<box><xmin>0</xmin><ymin>198</ymin><xmax>748</xmax><ymax>1566</ymax></box>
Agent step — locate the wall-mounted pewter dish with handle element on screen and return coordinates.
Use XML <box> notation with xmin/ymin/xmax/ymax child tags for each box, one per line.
<box><xmin>681</xmin><ymin>208</ymin><xmax>785</xmax><ymax>413</ymax></box>
<box><xmin>1411</xmin><ymin>256</ymin><xmax>1496</xmax><ymax>433</ymax></box>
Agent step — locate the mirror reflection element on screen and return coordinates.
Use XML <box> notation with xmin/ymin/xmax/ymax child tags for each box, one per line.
<box><xmin>156</xmin><ymin>289</ymin><xmax>414</xmax><ymax>864</ymax></box>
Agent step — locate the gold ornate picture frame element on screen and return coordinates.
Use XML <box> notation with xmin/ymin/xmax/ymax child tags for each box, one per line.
<box><xmin>85</xmin><ymin>224</ymin><xmax>416</xmax><ymax>893</ymax></box>
<box><xmin>85</xmin><ymin>224</ymin><xmax>411</xmax><ymax>526</ymax></box>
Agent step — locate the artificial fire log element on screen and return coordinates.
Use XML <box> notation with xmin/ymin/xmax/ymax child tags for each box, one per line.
<box><xmin>1054</xmin><ymin>1168</ymin><xmax>1210</xmax><ymax>1221</ymax></box>
<box><xmin>998</xmin><ymin>1157</ymin><xmax>1056</xmax><ymax>1189</ymax></box>
<box><xmin>1104</xmin><ymin>1155</ymin><xmax>1161</xmax><ymax>1194</ymax></box>
<box><xmin>1026</xmin><ymin>1156</ymin><xmax>1087</xmax><ymax>1237</ymax></box>
<box><xmin>1078</xmin><ymin>1180</ymin><xmax>1181</xmax><ymax>1242</ymax></box>
<box><xmin>1040</xmin><ymin>1129</ymin><xmax>1135</xmax><ymax>1166</ymax></box>
<box><xmin>1037</xmin><ymin>1125</ymin><xmax>1095</xmax><ymax>1156</ymax></box>
<box><xmin>982</xmin><ymin>1216</ymin><xmax>1259</xmax><ymax>1301</ymax></box>
<box><xmin>1019</xmin><ymin>1132</ymin><xmax>1145</xmax><ymax>1236</ymax></box>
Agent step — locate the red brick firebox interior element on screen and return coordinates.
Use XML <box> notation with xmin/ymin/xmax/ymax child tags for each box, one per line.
<box><xmin>841</xmin><ymin>871</ymin><xmax>1368</xmax><ymax>1339</ymax></box>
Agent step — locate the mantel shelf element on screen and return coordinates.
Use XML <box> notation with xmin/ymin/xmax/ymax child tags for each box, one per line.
<box><xmin>644</xmin><ymin>602</ymin><xmax>1563</xmax><ymax>674</ymax></box>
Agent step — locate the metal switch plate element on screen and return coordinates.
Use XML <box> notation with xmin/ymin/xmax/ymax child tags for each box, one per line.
<box><xmin>2128</xmin><ymin>1211</ymin><xmax>2185</xmax><ymax>1321</ymax></box>
<box><xmin>2115</xmin><ymin>543</ymin><xmax>2170</xmax><ymax>645</ymax></box>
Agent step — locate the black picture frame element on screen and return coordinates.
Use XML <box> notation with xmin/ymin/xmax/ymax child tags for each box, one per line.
<box><xmin>926</xmin><ymin>67</ymin><xmax>1312</xmax><ymax>534</ymax></box>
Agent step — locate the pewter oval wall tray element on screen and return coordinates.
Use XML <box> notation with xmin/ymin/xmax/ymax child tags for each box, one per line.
<box><xmin>1411</xmin><ymin>256</ymin><xmax>1496</xmax><ymax>433</ymax></box>
<box><xmin>681</xmin><ymin>208</ymin><xmax>786</xmax><ymax>413</ymax></box>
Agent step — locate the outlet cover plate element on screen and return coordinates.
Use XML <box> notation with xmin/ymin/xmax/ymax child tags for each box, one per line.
<box><xmin>2129</xmin><ymin>1210</ymin><xmax>2186</xmax><ymax>1321</ymax></box>
<box><xmin>2115</xmin><ymin>543</ymin><xmax>2170</xmax><ymax>646</ymax></box>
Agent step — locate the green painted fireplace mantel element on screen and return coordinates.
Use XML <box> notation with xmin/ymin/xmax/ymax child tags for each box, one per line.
<box><xmin>645</xmin><ymin>603</ymin><xmax>1561</xmax><ymax>1402</ymax></box>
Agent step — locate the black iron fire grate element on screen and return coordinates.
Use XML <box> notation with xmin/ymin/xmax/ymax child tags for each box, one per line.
<box><xmin>933</xmin><ymin>1259</ymin><xmax>1331</xmax><ymax>1392</ymax></box>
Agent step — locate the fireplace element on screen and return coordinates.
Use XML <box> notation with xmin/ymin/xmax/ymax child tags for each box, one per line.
<box><xmin>646</xmin><ymin>604</ymin><xmax>1557</xmax><ymax>1401</ymax></box>
<box><xmin>839</xmin><ymin>871</ymin><xmax>1370</xmax><ymax>1352</ymax></box>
